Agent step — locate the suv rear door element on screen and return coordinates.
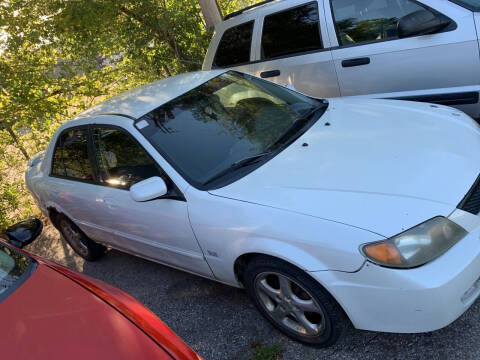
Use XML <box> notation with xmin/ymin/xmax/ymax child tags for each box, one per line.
<box><xmin>326</xmin><ymin>0</ymin><xmax>480</xmax><ymax>118</ymax></box>
<box><xmin>252</xmin><ymin>0</ymin><xmax>340</xmax><ymax>98</ymax></box>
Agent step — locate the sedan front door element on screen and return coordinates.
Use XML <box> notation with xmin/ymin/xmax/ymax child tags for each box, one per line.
<box><xmin>89</xmin><ymin>125</ymin><xmax>213</xmax><ymax>278</ymax></box>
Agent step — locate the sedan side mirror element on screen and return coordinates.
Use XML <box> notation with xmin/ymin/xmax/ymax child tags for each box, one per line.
<box><xmin>5</xmin><ymin>217</ymin><xmax>43</xmax><ymax>249</ymax></box>
<box><xmin>398</xmin><ymin>9</ymin><xmax>453</xmax><ymax>39</ymax></box>
<box><xmin>130</xmin><ymin>176</ymin><xmax>168</xmax><ymax>202</ymax></box>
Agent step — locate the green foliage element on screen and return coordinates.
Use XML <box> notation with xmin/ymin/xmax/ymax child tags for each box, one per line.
<box><xmin>251</xmin><ymin>341</ymin><xmax>284</xmax><ymax>360</ymax></box>
<box><xmin>0</xmin><ymin>0</ymin><xmax>253</xmax><ymax>229</ymax></box>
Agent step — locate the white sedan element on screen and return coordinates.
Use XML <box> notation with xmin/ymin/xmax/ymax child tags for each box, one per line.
<box><xmin>26</xmin><ymin>70</ymin><xmax>480</xmax><ymax>346</ymax></box>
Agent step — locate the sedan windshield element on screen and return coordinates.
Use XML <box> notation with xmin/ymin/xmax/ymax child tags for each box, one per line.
<box><xmin>0</xmin><ymin>242</ymin><xmax>34</xmax><ymax>301</ymax></box>
<box><xmin>451</xmin><ymin>0</ymin><xmax>480</xmax><ymax>11</ymax></box>
<box><xmin>136</xmin><ymin>71</ymin><xmax>323</xmax><ymax>188</ymax></box>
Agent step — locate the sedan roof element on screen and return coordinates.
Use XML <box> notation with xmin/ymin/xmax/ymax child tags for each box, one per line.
<box><xmin>76</xmin><ymin>69</ymin><xmax>226</xmax><ymax>120</ymax></box>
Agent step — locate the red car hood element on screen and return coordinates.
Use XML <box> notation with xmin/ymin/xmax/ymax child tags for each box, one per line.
<box><xmin>0</xmin><ymin>262</ymin><xmax>174</xmax><ymax>360</ymax></box>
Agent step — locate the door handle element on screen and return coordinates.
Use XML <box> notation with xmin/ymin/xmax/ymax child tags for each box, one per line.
<box><xmin>341</xmin><ymin>57</ymin><xmax>371</xmax><ymax>68</ymax></box>
<box><xmin>260</xmin><ymin>70</ymin><xmax>281</xmax><ymax>78</ymax></box>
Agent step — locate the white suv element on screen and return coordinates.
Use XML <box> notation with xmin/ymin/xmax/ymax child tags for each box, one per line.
<box><xmin>203</xmin><ymin>0</ymin><xmax>480</xmax><ymax>118</ymax></box>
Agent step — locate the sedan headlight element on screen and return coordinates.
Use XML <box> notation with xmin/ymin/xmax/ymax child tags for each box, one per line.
<box><xmin>360</xmin><ymin>217</ymin><xmax>467</xmax><ymax>269</ymax></box>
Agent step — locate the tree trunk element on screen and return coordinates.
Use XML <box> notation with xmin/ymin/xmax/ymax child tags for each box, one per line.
<box><xmin>5</xmin><ymin>126</ymin><xmax>29</xmax><ymax>160</ymax></box>
<box><xmin>198</xmin><ymin>0</ymin><xmax>223</xmax><ymax>29</ymax></box>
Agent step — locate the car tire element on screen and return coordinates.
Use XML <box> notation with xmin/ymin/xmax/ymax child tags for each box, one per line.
<box><xmin>55</xmin><ymin>214</ymin><xmax>106</xmax><ymax>261</ymax></box>
<box><xmin>244</xmin><ymin>256</ymin><xmax>348</xmax><ymax>347</ymax></box>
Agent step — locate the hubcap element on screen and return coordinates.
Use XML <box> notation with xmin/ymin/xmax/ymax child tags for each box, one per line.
<box><xmin>59</xmin><ymin>220</ymin><xmax>88</xmax><ymax>256</ymax></box>
<box><xmin>254</xmin><ymin>272</ymin><xmax>326</xmax><ymax>337</ymax></box>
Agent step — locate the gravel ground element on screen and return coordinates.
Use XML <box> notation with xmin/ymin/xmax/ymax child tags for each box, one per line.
<box><xmin>25</xmin><ymin>223</ymin><xmax>480</xmax><ymax>360</ymax></box>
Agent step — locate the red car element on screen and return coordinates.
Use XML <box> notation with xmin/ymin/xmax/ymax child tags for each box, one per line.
<box><xmin>1</xmin><ymin>218</ymin><xmax>201</xmax><ymax>360</ymax></box>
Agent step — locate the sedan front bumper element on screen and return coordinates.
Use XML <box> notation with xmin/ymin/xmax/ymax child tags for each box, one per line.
<box><xmin>310</xmin><ymin>219</ymin><xmax>480</xmax><ymax>333</ymax></box>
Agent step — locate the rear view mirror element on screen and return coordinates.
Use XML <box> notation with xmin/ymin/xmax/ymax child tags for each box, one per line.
<box><xmin>130</xmin><ymin>176</ymin><xmax>168</xmax><ymax>202</ymax></box>
<box><xmin>5</xmin><ymin>217</ymin><xmax>43</xmax><ymax>249</ymax></box>
<box><xmin>398</xmin><ymin>9</ymin><xmax>453</xmax><ymax>39</ymax></box>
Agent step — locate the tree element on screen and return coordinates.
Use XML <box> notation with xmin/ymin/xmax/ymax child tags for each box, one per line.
<box><xmin>0</xmin><ymin>0</ymin><xmax>257</xmax><ymax>228</ymax></box>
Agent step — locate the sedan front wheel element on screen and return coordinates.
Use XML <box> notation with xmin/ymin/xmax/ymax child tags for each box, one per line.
<box><xmin>244</xmin><ymin>256</ymin><xmax>348</xmax><ymax>347</ymax></box>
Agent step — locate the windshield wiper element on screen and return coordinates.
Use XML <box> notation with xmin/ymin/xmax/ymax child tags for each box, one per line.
<box><xmin>203</xmin><ymin>152</ymin><xmax>272</xmax><ymax>186</ymax></box>
<box><xmin>269</xmin><ymin>103</ymin><xmax>328</xmax><ymax>149</ymax></box>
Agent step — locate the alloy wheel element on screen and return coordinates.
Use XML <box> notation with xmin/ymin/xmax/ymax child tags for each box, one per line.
<box><xmin>254</xmin><ymin>272</ymin><xmax>326</xmax><ymax>337</ymax></box>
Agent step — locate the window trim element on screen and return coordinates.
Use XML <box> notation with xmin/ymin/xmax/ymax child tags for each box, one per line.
<box><xmin>260</xmin><ymin>1</ymin><xmax>324</xmax><ymax>61</ymax></box>
<box><xmin>329</xmin><ymin>0</ymin><xmax>457</xmax><ymax>48</ymax></box>
<box><xmin>212</xmin><ymin>20</ymin><xmax>255</xmax><ymax>69</ymax></box>
<box><xmin>49</xmin><ymin>125</ymin><xmax>98</xmax><ymax>185</ymax></box>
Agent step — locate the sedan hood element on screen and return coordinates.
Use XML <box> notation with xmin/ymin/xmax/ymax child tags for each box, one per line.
<box><xmin>0</xmin><ymin>263</ymin><xmax>171</xmax><ymax>360</ymax></box>
<box><xmin>210</xmin><ymin>98</ymin><xmax>480</xmax><ymax>237</ymax></box>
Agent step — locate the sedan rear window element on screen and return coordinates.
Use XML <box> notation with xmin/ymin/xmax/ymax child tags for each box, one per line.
<box><xmin>0</xmin><ymin>242</ymin><xmax>34</xmax><ymax>302</ymax></box>
<box><xmin>51</xmin><ymin>128</ymin><xmax>94</xmax><ymax>181</ymax></box>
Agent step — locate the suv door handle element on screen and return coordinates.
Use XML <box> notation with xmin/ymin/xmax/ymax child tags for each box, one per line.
<box><xmin>260</xmin><ymin>70</ymin><xmax>281</xmax><ymax>78</ymax></box>
<box><xmin>341</xmin><ymin>57</ymin><xmax>371</xmax><ymax>68</ymax></box>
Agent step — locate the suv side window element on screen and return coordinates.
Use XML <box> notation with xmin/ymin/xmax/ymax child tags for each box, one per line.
<box><xmin>331</xmin><ymin>0</ymin><xmax>426</xmax><ymax>46</ymax></box>
<box><xmin>213</xmin><ymin>21</ymin><xmax>254</xmax><ymax>68</ymax></box>
<box><xmin>51</xmin><ymin>128</ymin><xmax>94</xmax><ymax>181</ymax></box>
<box><xmin>92</xmin><ymin>127</ymin><xmax>163</xmax><ymax>189</ymax></box>
<box><xmin>261</xmin><ymin>2</ymin><xmax>323</xmax><ymax>60</ymax></box>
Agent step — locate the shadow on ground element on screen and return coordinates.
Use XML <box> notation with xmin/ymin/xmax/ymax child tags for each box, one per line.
<box><xmin>25</xmin><ymin>223</ymin><xmax>480</xmax><ymax>360</ymax></box>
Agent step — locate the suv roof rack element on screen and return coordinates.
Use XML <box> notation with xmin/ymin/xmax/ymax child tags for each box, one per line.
<box><xmin>224</xmin><ymin>0</ymin><xmax>277</xmax><ymax>20</ymax></box>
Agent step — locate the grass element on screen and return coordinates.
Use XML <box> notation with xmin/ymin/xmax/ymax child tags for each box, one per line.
<box><xmin>251</xmin><ymin>341</ymin><xmax>284</xmax><ymax>360</ymax></box>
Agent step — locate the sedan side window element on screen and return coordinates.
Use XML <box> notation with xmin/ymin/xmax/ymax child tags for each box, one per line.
<box><xmin>92</xmin><ymin>127</ymin><xmax>163</xmax><ymax>189</ymax></box>
<box><xmin>331</xmin><ymin>0</ymin><xmax>425</xmax><ymax>46</ymax></box>
<box><xmin>51</xmin><ymin>128</ymin><xmax>94</xmax><ymax>181</ymax></box>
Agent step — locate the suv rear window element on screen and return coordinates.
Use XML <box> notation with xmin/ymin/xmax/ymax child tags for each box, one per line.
<box><xmin>261</xmin><ymin>2</ymin><xmax>323</xmax><ymax>60</ymax></box>
<box><xmin>0</xmin><ymin>242</ymin><xmax>34</xmax><ymax>302</ymax></box>
<box><xmin>214</xmin><ymin>21</ymin><xmax>254</xmax><ymax>68</ymax></box>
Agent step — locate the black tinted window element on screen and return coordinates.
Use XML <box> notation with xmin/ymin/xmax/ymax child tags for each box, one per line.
<box><xmin>214</xmin><ymin>21</ymin><xmax>253</xmax><ymax>67</ymax></box>
<box><xmin>93</xmin><ymin>128</ymin><xmax>162</xmax><ymax>189</ymax></box>
<box><xmin>262</xmin><ymin>2</ymin><xmax>322</xmax><ymax>60</ymax></box>
<box><xmin>331</xmin><ymin>0</ymin><xmax>425</xmax><ymax>46</ymax></box>
<box><xmin>53</xmin><ymin>128</ymin><xmax>94</xmax><ymax>180</ymax></box>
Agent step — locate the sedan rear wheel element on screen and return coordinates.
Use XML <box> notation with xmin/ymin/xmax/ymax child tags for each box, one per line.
<box><xmin>56</xmin><ymin>215</ymin><xmax>106</xmax><ymax>261</ymax></box>
<box><xmin>244</xmin><ymin>256</ymin><xmax>348</xmax><ymax>347</ymax></box>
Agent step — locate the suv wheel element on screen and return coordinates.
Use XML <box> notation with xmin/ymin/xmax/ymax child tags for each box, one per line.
<box><xmin>56</xmin><ymin>215</ymin><xmax>106</xmax><ymax>261</ymax></box>
<box><xmin>244</xmin><ymin>256</ymin><xmax>348</xmax><ymax>347</ymax></box>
